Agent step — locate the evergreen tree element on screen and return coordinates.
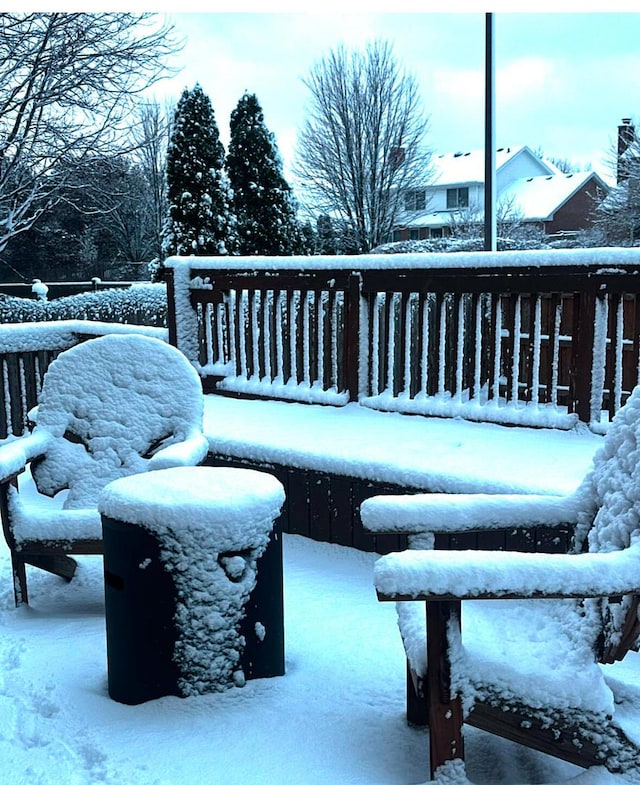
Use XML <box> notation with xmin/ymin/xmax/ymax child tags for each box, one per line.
<box><xmin>316</xmin><ymin>214</ymin><xmax>338</xmax><ymax>254</ymax></box>
<box><xmin>227</xmin><ymin>92</ymin><xmax>303</xmax><ymax>255</ymax></box>
<box><xmin>163</xmin><ymin>84</ymin><xmax>236</xmax><ymax>257</ymax></box>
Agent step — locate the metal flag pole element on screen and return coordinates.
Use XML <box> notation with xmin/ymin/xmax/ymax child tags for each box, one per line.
<box><xmin>484</xmin><ymin>12</ymin><xmax>496</xmax><ymax>252</ymax></box>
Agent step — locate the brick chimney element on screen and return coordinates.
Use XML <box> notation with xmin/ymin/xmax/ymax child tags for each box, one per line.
<box><xmin>617</xmin><ymin>118</ymin><xmax>635</xmax><ymax>183</ymax></box>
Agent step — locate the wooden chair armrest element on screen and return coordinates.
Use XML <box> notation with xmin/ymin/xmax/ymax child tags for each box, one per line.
<box><xmin>374</xmin><ymin>542</ymin><xmax>640</xmax><ymax>602</ymax></box>
<box><xmin>361</xmin><ymin>492</ymin><xmax>587</xmax><ymax>535</ymax></box>
<box><xmin>147</xmin><ymin>431</ymin><xmax>209</xmax><ymax>470</ymax></box>
<box><xmin>0</xmin><ymin>431</ymin><xmax>50</xmax><ymax>484</ymax></box>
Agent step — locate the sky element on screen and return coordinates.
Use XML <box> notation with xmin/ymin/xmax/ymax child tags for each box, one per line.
<box><xmin>138</xmin><ymin>4</ymin><xmax>640</xmax><ymax>186</ymax></box>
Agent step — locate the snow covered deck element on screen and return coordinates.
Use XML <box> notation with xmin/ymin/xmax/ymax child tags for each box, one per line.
<box><xmin>202</xmin><ymin>395</ymin><xmax>602</xmax><ymax>497</ymax></box>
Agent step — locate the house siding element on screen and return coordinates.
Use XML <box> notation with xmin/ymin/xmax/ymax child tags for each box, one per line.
<box><xmin>544</xmin><ymin>179</ymin><xmax>602</xmax><ymax>234</ymax></box>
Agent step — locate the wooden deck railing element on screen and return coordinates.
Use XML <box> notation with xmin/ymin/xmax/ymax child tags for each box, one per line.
<box><xmin>166</xmin><ymin>248</ymin><xmax>640</xmax><ymax>430</ymax></box>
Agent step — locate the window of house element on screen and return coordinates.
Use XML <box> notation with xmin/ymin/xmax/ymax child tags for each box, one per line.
<box><xmin>410</xmin><ymin>229</ymin><xmax>420</xmax><ymax>240</ymax></box>
<box><xmin>404</xmin><ymin>190</ymin><xmax>426</xmax><ymax>211</ymax></box>
<box><xmin>446</xmin><ymin>187</ymin><xmax>469</xmax><ymax>209</ymax></box>
<box><xmin>430</xmin><ymin>227</ymin><xmax>443</xmax><ymax>238</ymax></box>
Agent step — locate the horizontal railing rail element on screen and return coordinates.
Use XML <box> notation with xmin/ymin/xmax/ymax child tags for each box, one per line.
<box><xmin>166</xmin><ymin>249</ymin><xmax>640</xmax><ymax>430</ymax></box>
<box><xmin>0</xmin><ymin>280</ymin><xmax>135</xmax><ymax>300</ymax></box>
<box><xmin>0</xmin><ymin>321</ymin><xmax>167</xmax><ymax>440</ymax></box>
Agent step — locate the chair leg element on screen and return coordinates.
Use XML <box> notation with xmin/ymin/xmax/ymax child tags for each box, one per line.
<box><xmin>11</xmin><ymin>552</ymin><xmax>28</xmax><ymax>607</ymax></box>
<box><xmin>426</xmin><ymin>600</ymin><xmax>465</xmax><ymax>779</ymax></box>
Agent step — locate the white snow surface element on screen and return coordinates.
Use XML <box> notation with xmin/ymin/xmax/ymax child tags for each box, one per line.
<box><xmin>98</xmin><ymin>466</ymin><xmax>284</xmax><ymax>538</ymax></box>
<box><xmin>0</xmin><ymin>529</ymin><xmax>638</xmax><ymax>785</ymax></box>
<box><xmin>165</xmin><ymin>246</ymin><xmax>640</xmax><ymax>272</ymax></box>
<box><xmin>203</xmin><ymin>395</ymin><xmax>600</xmax><ymax>496</ymax></box>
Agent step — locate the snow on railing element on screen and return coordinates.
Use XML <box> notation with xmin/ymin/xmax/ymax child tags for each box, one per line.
<box><xmin>169</xmin><ymin>250</ymin><xmax>640</xmax><ymax>430</ymax></box>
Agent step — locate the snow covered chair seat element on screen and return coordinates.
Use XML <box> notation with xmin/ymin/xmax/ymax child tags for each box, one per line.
<box><xmin>0</xmin><ymin>334</ymin><xmax>209</xmax><ymax>606</ymax></box>
<box><xmin>361</xmin><ymin>385</ymin><xmax>640</xmax><ymax>782</ymax></box>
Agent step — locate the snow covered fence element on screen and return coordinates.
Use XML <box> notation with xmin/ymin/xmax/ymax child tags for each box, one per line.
<box><xmin>165</xmin><ymin>248</ymin><xmax>640</xmax><ymax>430</ymax></box>
<box><xmin>0</xmin><ymin>320</ymin><xmax>168</xmax><ymax>440</ymax></box>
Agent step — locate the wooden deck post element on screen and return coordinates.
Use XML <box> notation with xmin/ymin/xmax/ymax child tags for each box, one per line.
<box><xmin>569</xmin><ymin>290</ymin><xmax>597</xmax><ymax>423</ymax></box>
<box><xmin>426</xmin><ymin>599</ymin><xmax>465</xmax><ymax>778</ymax></box>
<box><xmin>165</xmin><ymin>265</ymin><xmax>178</xmax><ymax>348</ymax></box>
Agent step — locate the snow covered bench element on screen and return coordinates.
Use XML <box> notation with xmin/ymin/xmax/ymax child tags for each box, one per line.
<box><xmin>201</xmin><ymin>394</ymin><xmax>602</xmax><ymax>554</ymax></box>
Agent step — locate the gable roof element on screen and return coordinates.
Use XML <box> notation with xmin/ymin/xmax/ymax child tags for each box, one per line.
<box><xmin>396</xmin><ymin>170</ymin><xmax>609</xmax><ymax>229</ymax></box>
<box><xmin>500</xmin><ymin>171</ymin><xmax>609</xmax><ymax>221</ymax></box>
<box><xmin>429</xmin><ymin>145</ymin><xmax>558</xmax><ymax>186</ymax></box>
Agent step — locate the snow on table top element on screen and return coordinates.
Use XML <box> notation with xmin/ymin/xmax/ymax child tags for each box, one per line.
<box><xmin>98</xmin><ymin>466</ymin><xmax>284</xmax><ymax>538</ymax></box>
<box><xmin>203</xmin><ymin>396</ymin><xmax>601</xmax><ymax>496</ymax></box>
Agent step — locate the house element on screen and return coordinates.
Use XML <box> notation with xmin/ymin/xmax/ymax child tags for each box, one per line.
<box><xmin>392</xmin><ymin>145</ymin><xmax>609</xmax><ymax>241</ymax></box>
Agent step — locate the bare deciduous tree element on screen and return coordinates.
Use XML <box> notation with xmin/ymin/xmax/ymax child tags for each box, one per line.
<box><xmin>0</xmin><ymin>12</ymin><xmax>180</xmax><ymax>262</ymax></box>
<box><xmin>130</xmin><ymin>99</ymin><xmax>173</xmax><ymax>263</ymax></box>
<box><xmin>295</xmin><ymin>40</ymin><xmax>432</xmax><ymax>252</ymax></box>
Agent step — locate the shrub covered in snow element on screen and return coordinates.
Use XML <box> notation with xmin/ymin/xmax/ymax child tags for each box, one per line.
<box><xmin>370</xmin><ymin>236</ymin><xmax>550</xmax><ymax>255</ymax></box>
<box><xmin>0</xmin><ymin>284</ymin><xmax>167</xmax><ymax>326</ymax></box>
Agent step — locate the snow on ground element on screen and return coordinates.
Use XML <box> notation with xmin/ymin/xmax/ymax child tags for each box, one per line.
<box><xmin>0</xmin><ymin>530</ymin><xmax>635</xmax><ymax>785</ymax></box>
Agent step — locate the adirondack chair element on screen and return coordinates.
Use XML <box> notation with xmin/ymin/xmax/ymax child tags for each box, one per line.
<box><xmin>361</xmin><ymin>386</ymin><xmax>640</xmax><ymax>782</ymax></box>
<box><xmin>0</xmin><ymin>333</ymin><xmax>209</xmax><ymax>606</ymax></box>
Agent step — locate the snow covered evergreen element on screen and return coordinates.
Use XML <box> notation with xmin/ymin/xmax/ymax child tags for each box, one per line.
<box><xmin>226</xmin><ymin>92</ymin><xmax>303</xmax><ymax>255</ymax></box>
<box><xmin>163</xmin><ymin>84</ymin><xmax>237</xmax><ymax>257</ymax></box>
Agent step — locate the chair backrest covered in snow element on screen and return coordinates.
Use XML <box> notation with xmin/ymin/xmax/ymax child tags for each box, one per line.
<box><xmin>31</xmin><ymin>334</ymin><xmax>205</xmax><ymax>509</ymax></box>
<box><xmin>580</xmin><ymin>385</ymin><xmax>640</xmax><ymax>661</ymax></box>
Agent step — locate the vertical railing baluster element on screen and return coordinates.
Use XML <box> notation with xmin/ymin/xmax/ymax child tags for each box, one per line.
<box><xmin>370</xmin><ymin>294</ymin><xmax>381</xmax><ymax>397</ymax></box>
<box><xmin>491</xmin><ymin>296</ymin><xmax>502</xmax><ymax>403</ymax></box>
<box><xmin>613</xmin><ymin>293</ymin><xmax>624</xmax><ymax>415</ymax></box>
<box><xmin>455</xmin><ymin>294</ymin><xmax>465</xmax><ymax>401</ymax></box>
<box><xmin>403</xmin><ymin>294</ymin><xmax>414</xmax><ymax>398</ymax></box>
<box><xmin>531</xmin><ymin>295</ymin><xmax>542</xmax><ymax>406</ymax></box>
<box><xmin>473</xmin><ymin>293</ymin><xmax>483</xmax><ymax>401</ymax></box>
<box><xmin>289</xmin><ymin>290</ymin><xmax>298</xmax><ymax>385</ymax></box>
<box><xmin>204</xmin><ymin>302</ymin><xmax>214</xmax><ymax>367</ymax></box>
<box><xmin>275</xmin><ymin>290</ymin><xmax>284</xmax><ymax>383</ymax></box>
<box><xmin>386</xmin><ymin>293</ymin><xmax>397</xmax><ymax>394</ymax></box>
<box><xmin>437</xmin><ymin>294</ymin><xmax>447</xmax><ymax>397</ymax></box>
<box><xmin>302</xmin><ymin>291</ymin><xmax>311</xmax><ymax>386</ymax></box>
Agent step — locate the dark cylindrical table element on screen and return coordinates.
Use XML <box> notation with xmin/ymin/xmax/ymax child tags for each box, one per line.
<box><xmin>98</xmin><ymin>466</ymin><xmax>285</xmax><ymax>705</ymax></box>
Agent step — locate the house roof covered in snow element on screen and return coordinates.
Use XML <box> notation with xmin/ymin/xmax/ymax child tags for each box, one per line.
<box><xmin>500</xmin><ymin>170</ymin><xmax>608</xmax><ymax>222</ymax></box>
<box><xmin>429</xmin><ymin>145</ymin><xmax>558</xmax><ymax>186</ymax></box>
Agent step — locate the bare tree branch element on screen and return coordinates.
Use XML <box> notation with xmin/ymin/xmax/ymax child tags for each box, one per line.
<box><xmin>0</xmin><ymin>12</ymin><xmax>181</xmax><ymax>262</ymax></box>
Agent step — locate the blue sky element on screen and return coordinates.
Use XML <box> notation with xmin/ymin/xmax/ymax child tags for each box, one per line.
<box><xmin>151</xmin><ymin>8</ymin><xmax>640</xmax><ymax>184</ymax></box>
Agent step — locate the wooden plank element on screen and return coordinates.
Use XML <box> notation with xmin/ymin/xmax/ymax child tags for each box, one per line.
<box><xmin>343</xmin><ymin>273</ymin><xmax>361</xmax><ymax>401</ymax></box>
<box><xmin>286</xmin><ymin>468</ymin><xmax>310</xmax><ymax>537</ymax></box>
<box><xmin>351</xmin><ymin>480</ymin><xmax>380</xmax><ymax>552</ymax></box>
<box><xmin>308</xmin><ymin>474</ymin><xmax>331</xmax><ymax>543</ymax></box>
<box><xmin>467</xmin><ymin>701</ymin><xmax>638</xmax><ymax>772</ymax></box>
<box><xmin>328</xmin><ymin>475</ymin><xmax>354</xmax><ymax>548</ymax></box>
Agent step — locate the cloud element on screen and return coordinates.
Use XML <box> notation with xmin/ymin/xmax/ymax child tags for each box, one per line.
<box><xmin>497</xmin><ymin>57</ymin><xmax>555</xmax><ymax>102</ymax></box>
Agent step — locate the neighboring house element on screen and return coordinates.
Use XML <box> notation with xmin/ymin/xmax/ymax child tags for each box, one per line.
<box><xmin>392</xmin><ymin>145</ymin><xmax>609</xmax><ymax>241</ymax></box>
